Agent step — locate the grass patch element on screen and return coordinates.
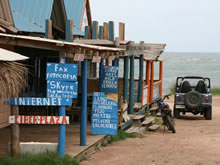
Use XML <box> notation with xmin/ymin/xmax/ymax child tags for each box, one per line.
<box><xmin>110</xmin><ymin>130</ymin><xmax>136</xmax><ymax>143</ymax></box>
<box><xmin>0</xmin><ymin>152</ymin><xmax>80</xmax><ymax>165</ymax></box>
<box><xmin>153</xmin><ymin>118</ymin><xmax>162</xmax><ymax>126</ymax></box>
<box><xmin>212</xmin><ymin>88</ymin><xmax>220</xmax><ymax>96</ymax></box>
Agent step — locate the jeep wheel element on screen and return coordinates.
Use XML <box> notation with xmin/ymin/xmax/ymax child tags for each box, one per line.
<box><xmin>184</xmin><ymin>91</ymin><xmax>202</xmax><ymax>109</ymax></box>
<box><xmin>173</xmin><ymin>105</ymin><xmax>180</xmax><ymax>118</ymax></box>
<box><xmin>205</xmin><ymin>107</ymin><xmax>212</xmax><ymax>120</ymax></box>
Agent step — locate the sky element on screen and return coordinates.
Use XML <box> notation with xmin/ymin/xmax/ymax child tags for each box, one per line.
<box><xmin>90</xmin><ymin>0</ymin><xmax>220</xmax><ymax>52</ymax></box>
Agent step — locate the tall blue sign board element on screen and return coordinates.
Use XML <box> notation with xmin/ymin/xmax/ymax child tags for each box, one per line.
<box><xmin>100</xmin><ymin>66</ymin><xmax>118</xmax><ymax>93</ymax></box>
<box><xmin>91</xmin><ymin>92</ymin><xmax>118</xmax><ymax>135</ymax></box>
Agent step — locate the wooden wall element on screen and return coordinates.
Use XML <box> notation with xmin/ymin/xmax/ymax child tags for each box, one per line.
<box><xmin>0</xmin><ymin>104</ymin><xmax>10</xmax><ymax>128</ymax></box>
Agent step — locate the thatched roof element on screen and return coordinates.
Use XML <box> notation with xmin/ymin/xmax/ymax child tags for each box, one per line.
<box><xmin>0</xmin><ymin>49</ymin><xmax>28</xmax><ymax>100</ymax></box>
<box><xmin>0</xmin><ymin>62</ymin><xmax>28</xmax><ymax>100</ymax></box>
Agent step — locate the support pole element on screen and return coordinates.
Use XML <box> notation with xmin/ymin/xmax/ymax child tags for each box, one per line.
<box><xmin>65</xmin><ymin>20</ymin><xmax>73</xmax><ymax>42</ymax></box>
<box><xmin>129</xmin><ymin>55</ymin><xmax>134</xmax><ymax>114</ymax></box>
<box><xmin>146</xmin><ymin>61</ymin><xmax>151</xmax><ymax>104</ymax></box>
<box><xmin>112</xmin><ymin>58</ymin><xmax>118</xmax><ymax>66</ymax></box>
<box><xmin>123</xmin><ymin>56</ymin><xmax>129</xmax><ymax>102</ymax></box>
<box><xmin>45</xmin><ymin>20</ymin><xmax>52</xmax><ymax>39</ymax></box>
<box><xmin>58</xmin><ymin>106</ymin><xmax>66</xmax><ymax>157</ymax></box>
<box><xmin>57</xmin><ymin>57</ymin><xmax>66</xmax><ymax>157</ymax></box>
<box><xmin>99</xmin><ymin>59</ymin><xmax>104</xmax><ymax>90</ymax></box>
<box><xmin>84</xmin><ymin>26</ymin><xmax>89</xmax><ymax>39</ymax></box>
<box><xmin>150</xmin><ymin>61</ymin><xmax>154</xmax><ymax>102</ymax></box>
<box><xmin>92</xmin><ymin>21</ymin><xmax>99</xmax><ymax>39</ymax></box>
<box><xmin>11</xmin><ymin>106</ymin><xmax>20</xmax><ymax>158</ymax></box>
<box><xmin>109</xmin><ymin>21</ymin><xmax>114</xmax><ymax>41</ymax></box>
<box><xmin>98</xmin><ymin>26</ymin><xmax>103</xmax><ymax>39</ymax></box>
<box><xmin>80</xmin><ymin>59</ymin><xmax>88</xmax><ymax>146</ymax></box>
<box><xmin>105</xmin><ymin>59</ymin><xmax>109</xmax><ymax>66</ymax></box>
<box><xmin>138</xmin><ymin>55</ymin><xmax>144</xmax><ymax>103</ymax></box>
<box><xmin>159</xmin><ymin>61</ymin><xmax>163</xmax><ymax>96</ymax></box>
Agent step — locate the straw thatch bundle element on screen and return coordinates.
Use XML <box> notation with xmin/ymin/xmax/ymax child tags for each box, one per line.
<box><xmin>0</xmin><ymin>61</ymin><xmax>28</xmax><ymax>100</ymax></box>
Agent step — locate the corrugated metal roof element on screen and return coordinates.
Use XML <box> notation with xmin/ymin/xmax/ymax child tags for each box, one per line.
<box><xmin>64</xmin><ymin>0</ymin><xmax>85</xmax><ymax>36</ymax></box>
<box><xmin>0</xmin><ymin>48</ymin><xmax>29</xmax><ymax>61</ymax></box>
<box><xmin>0</xmin><ymin>0</ymin><xmax>14</xmax><ymax>25</ymax></box>
<box><xmin>9</xmin><ymin>0</ymin><xmax>54</xmax><ymax>33</ymax></box>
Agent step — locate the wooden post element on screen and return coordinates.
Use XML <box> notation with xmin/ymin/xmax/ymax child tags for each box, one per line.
<box><xmin>98</xmin><ymin>26</ymin><xmax>103</xmax><ymax>39</ymax></box>
<box><xmin>80</xmin><ymin>59</ymin><xmax>88</xmax><ymax>146</ymax></box>
<box><xmin>65</xmin><ymin>20</ymin><xmax>73</xmax><ymax>41</ymax></box>
<box><xmin>146</xmin><ymin>61</ymin><xmax>151</xmax><ymax>104</ymax></box>
<box><xmin>45</xmin><ymin>20</ymin><xmax>52</xmax><ymax>39</ymax></box>
<box><xmin>103</xmin><ymin>22</ymin><xmax>109</xmax><ymax>40</ymax></box>
<box><xmin>123</xmin><ymin>56</ymin><xmax>129</xmax><ymax>102</ymax></box>
<box><xmin>129</xmin><ymin>55</ymin><xmax>135</xmax><ymax>114</ymax></box>
<box><xmin>84</xmin><ymin>26</ymin><xmax>89</xmax><ymax>39</ymax></box>
<box><xmin>11</xmin><ymin>106</ymin><xmax>20</xmax><ymax>158</ymax></box>
<box><xmin>150</xmin><ymin>61</ymin><xmax>154</xmax><ymax>102</ymax></box>
<box><xmin>109</xmin><ymin>21</ymin><xmax>114</xmax><ymax>41</ymax></box>
<box><xmin>92</xmin><ymin>21</ymin><xmax>99</xmax><ymax>39</ymax></box>
<box><xmin>159</xmin><ymin>61</ymin><xmax>163</xmax><ymax>96</ymax></box>
<box><xmin>138</xmin><ymin>55</ymin><xmax>144</xmax><ymax>103</ymax></box>
<box><xmin>99</xmin><ymin>59</ymin><xmax>104</xmax><ymax>90</ymax></box>
<box><xmin>119</xmin><ymin>22</ymin><xmax>125</xmax><ymax>41</ymax></box>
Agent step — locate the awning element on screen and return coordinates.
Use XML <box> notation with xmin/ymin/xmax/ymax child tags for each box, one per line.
<box><xmin>0</xmin><ymin>48</ymin><xmax>29</xmax><ymax>61</ymax></box>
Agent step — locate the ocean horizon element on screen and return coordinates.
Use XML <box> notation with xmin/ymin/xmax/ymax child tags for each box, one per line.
<box><xmin>118</xmin><ymin>52</ymin><xmax>220</xmax><ymax>95</ymax></box>
<box><xmin>162</xmin><ymin>52</ymin><xmax>220</xmax><ymax>94</ymax></box>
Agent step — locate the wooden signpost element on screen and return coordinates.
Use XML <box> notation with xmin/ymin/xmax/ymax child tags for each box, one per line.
<box><xmin>8</xmin><ymin>61</ymin><xmax>78</xmax><ymax>157</ymax></box>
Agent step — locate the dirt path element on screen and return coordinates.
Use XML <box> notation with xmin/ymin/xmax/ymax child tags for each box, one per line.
<box><xmin>81</xmin><ymin>96</ymin><xmax>220</xmax><ymax>165</ymax></box>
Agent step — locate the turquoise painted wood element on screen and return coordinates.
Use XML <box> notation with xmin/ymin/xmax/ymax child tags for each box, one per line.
<box><xmin>98</xmin><ymin>26</ymin><xmax>103</xmax><ymax>39</ymax></box>
<box><xmin>65</xmin><ymin>20</ymin><xmax>73</xmax><ymax>42</ymax></box>
<box><xmin>92</xmin><ymin>21</ymin><xmax>98</xmax><ymax>39</ymax></box>
<box><xmin>80</xmin><ymin>59</ymin><xmax>88</xmax><ymax>146</ymax></box>
<box><xmin>138</xmin><ymin>55</ymin><xmax>144</xmax><ymax>103</ymax></box>
<box><xmin>129</xmin><ymin>55</ymin><xmax>135</xmax><ymax>114</ymax></box>
<box><xmin>45</xmin><ymin>19</ymin><xmax>50</xmax><ymax>39</ymax></box>
<box><xmin>84</xmin><ymin>26</ymin><xmax>89</xmax><ymax>39</ymax></box>
<box><xmin>109</xmin><ymin>21</ymin><xmax>114</xmax><ymax>41</ymax></box>
<box><xmin>123</xmin><ymin>56</ymin><xmax>129</xmax><ymax>101</ymax></box>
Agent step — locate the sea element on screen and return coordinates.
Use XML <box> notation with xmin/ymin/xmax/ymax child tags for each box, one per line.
<box><xmin>162</xmin><ymin>52</ymin><xmax>220</xmax><ymax>94</ymax></box>
<box><xmin>118</xmin><ymin>52</ymin><xmax>220</xmax><ymax>94</ymax></box>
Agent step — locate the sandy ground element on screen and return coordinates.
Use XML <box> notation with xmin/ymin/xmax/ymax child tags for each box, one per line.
<box><xmin>81</xmin><ymin>96</ymin><xmax>220</xmax><ymax>165</ymax></box>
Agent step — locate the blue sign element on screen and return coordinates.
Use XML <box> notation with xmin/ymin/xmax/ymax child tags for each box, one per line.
<box><xmin>46</xmin><ymin>63</ymin><xmax>78</xmax><ymax>82</ymax></box>
<box><xmin>91</xmin><ymin>92</ymin><xmax>118</xmax><ymax>135</ymax></box>
<box><xmin>100</xmin><ymin>66</ymin><xmax>118</xmax><ymax>93</ymax></box>
<box><xmin>47</xmin><ymin>80</ymin><xmax>78</xmax><ymax>98</ymax></box>
<box><xmin>7</xmin><ymin>97</ymin><xmax>72</xmax><ymax>106</ymax></box>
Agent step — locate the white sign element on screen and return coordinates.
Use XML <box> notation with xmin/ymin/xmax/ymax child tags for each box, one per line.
<box><xmin>9</xmin><ymin>116</ymin><xmax>69</xmax><ymax>125</ymax></box>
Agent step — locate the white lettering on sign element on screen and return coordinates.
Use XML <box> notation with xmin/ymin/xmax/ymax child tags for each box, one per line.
<box><xmin>12</xmin><ymin>98</ymin><xmax>63</xmax><ymax>106</ymax></box>
<box><xmin>46</xmin><ymin>73</ymin><xmax>77</xmax><ymax>81</ymax></box>
<box><xmin>9</xmin><ymin>116</ymin><xmax>69</xmax><ymax>125</ymax></box>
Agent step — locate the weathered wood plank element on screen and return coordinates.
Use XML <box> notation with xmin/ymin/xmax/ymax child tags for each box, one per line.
<box><xmin>11</xmin><ymin>106</ymin><xmax>20</xmax><ymax>158</ymax></box>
